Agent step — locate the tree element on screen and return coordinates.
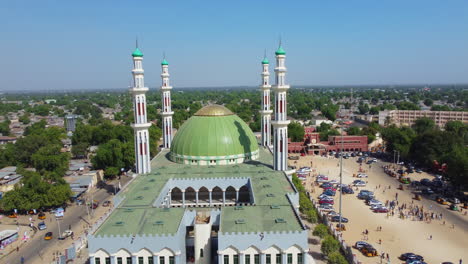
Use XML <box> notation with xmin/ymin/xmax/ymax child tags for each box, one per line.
<box><xmin>288</xmin><ymin>122</ymin><xmax>305</xmax><ymax>142</ymax></box>
<box><xmin>312</xmin><ymin>224</ymin><xmax>328</xmax><ymax>239</ymax></box>
<box><xmin>305</xmin><ymin>208</ymin><xmax>318</xmax><ymax>223</ymax></box>
<box><xmin>423</xmin><ymin>98</ymin><xmax>433</xmax><ymax>106</ymax></box>
<box><xmin>442</xmin><ymin>145</ymin><xmax>468</xmax><ymax>189</ymax></box>
<box><xmin>358</xmin><ymin>103</ymin><xmax>369</xmax><ymax>115</ymax></box>
<box><xmin>149</xmin><ymin>124</ymin><xmax>162</xmax><ymax>158</ymax></box>
<box><xmin>321</xmin><ymin>235</ymin><xmax>340</xmax><ymax>256</ymax></box>
<box><xmin>92</xmin><ymin>139</ymin><xmax>134</xmax><ymax>178</ymax></box>
<box><xmin>32</xmin><ymin>145</ymin><xmax>70</xmax><ymax>181</ymax></box>
<box><xmin>445</xmin><ymin>121</ymin><xmax>467</xmax><ymax>138</ymax></box>
<box><xmin>412</xmin><ymin>117</ymin><xmax>435</xmax><ymax>134</ymax></box>
<box><xmin>347</xmin><ymin>127</ymin><xmax>360</xmax><ymax>136</ymax></box>
<box><xmin>0</xmin><ymin>120</ymin><xmax>10</xmax><ymax>135</ymax></box>
<box><xmin>72</xmin><ymin>142</ymin><xmax>88</xmax><ymax>158</ymax></box>
<box><xmin>19</xmin><ymin>113</ymin><xmax>31</xmax><ymax>124</ymax></box>
<box><xmin>369</xmin><ymin>106</ymin><xmax>380</xmax><ymax>115</ymax></box>
<box><xmin>327</xmin><ymin>252</ymin><xmax>347</xmax><ymax>264</ymax></box>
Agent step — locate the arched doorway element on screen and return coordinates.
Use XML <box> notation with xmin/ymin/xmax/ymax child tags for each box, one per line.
<box><xmin>171</xmin><ymin>187</ymin><xmax>182</xmax><ymax>205</ymax></box>
<box><xmin>198</xmin><ymin>187</ymin><xmax>209</xmax><ymax>204</ymax></box>
<box><xmin>185</xmin><ymin>187</ymin><xmax>196</xmax><ymax>204</ymax></box>
<box><xmin>212</xmin><ymin>186</ymin><xmax>223</xmax><ymax>204</ymax></box>
<box><xmin>238</xmin><ymin>185</ymin><xmax>250</xmax><ymax>203</ymax></box>
<box><xmin>225</xmin><ymin>186</ymin><xmax>236</xmax><ymax>202</ymax></box>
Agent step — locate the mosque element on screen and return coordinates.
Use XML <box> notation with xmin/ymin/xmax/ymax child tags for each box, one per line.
<box><xmin>88</xmin><ymin>44</ymin><xmax>313</xmax><ymax>264</ymax></box>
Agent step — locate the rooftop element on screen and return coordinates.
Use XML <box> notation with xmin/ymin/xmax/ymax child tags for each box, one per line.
<box><xmin>94</xmin><ymin>147</ymin><xmax>302</xmax><ymax>236</ymax></box>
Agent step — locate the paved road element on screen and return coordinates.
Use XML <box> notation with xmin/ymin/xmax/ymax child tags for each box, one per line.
<box><xmin>2</xmin><ymin>177</ymin><xmax>131</xmax><ymax>264</ymax></box>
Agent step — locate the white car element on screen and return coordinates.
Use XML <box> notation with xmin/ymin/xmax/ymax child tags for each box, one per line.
<box><xmin>367</xmin><ymin>199</ymin><xmax>383</xmax><ymax>206</ymax></box>
<box><xmin>329</xmin><ymin>179</ymin><xmax>339</xmax><ymax>184</ymax></box>
<box><xmin>316</xmin><ymin>177</ymin><xmax>328</xmax><ymax>183</ymax></box>
<box><xmin>318</xmin><ymin>204</ymin><xmax>334</xmax><ymax>211</ymax></box>
<box><xmin>353</xmin><ymin>180</ymin><xmax>366</xmax><ymax>187</ymax></box>
<box><xmin>371</xmin><ymin>205</ymin><xmax>388</xmax><ymax>211</ymax></box>
<box><xmin>357</xmin><ymin>173</ymin><xmax>368</xmax><ymax>178</ymax></box>
<box><xmin>318</xmin><ymin>194</ymin><xmax>330</xmax><ymax>200</ymax></box>
<box><xmin>300</xmin><ymin>167</ymin><xmax>312</xmax><ymax>172</ymax></box>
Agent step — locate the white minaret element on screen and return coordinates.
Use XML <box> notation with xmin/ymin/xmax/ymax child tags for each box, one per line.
<box><xmin>160</xmin><ymin>56</ymin><xmax>174</xmax><ymax>149</ymax></box>
<box><xmin>271</xmin><ymin>43</ymin><xmax>290</xmax><ymax>171</ymax></box>
<box><xmin>130</xmin><ymin>44</ymin><xmax>151</xmax><ymax>174</ymax></box>
<box><xmin>259</xmin><ymin>52</ymin><xmax>272</xmax><ymax>147</ymax></box>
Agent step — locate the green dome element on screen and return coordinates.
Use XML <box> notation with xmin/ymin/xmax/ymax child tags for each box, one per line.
<box><xmin>132</xmin><ymin>48</ymin><xmax>143</xmax><ymax>57</ymax></box>
<box><xmin>170</xmin><ymin>105</ymin><xmax>259</xmax><ymax>164</ymax></box>
<box><xmin>275</xmin><ymin>46</ymin><xmax>286</xmax><ymax>55</ymax></box>
<box><xmin>262</xmin><ymin>57</ymin><xmax>269</xmax><ymax>64</ymax></box>
<box><xmin>161</xmin><ymin>58</ymin><xmax>169</xmax><ymax>65</ymax></box>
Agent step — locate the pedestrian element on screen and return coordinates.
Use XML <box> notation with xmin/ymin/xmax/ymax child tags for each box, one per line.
<box><xmin>17</xmin><ymin>246</ymin><xmax>19</xmax><ymax>252</ymax></box>
<box><xmin>379</xmin><ymin>239</ymin><xmax>382</xmax><ymax>244</ymax></box>
<box><xmin>429</xmin><ymin>235</ymin><xmax>432</xmax><ymax>240</ymax></box>
<box><xmin>459</xmin><ymin>258</ymin><xmax>462</xmax><ymax>264</ymax></box>
<box><xmin>386</xmin><ymin>253</ymin><xmax>389</xmax><ymax>260</ymax></box>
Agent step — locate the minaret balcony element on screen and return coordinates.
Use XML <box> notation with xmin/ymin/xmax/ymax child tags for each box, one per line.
<box><xmin>271</xmin><ymin>85</ymin><xmax>290</xmax><ymax>91</ymax></box>
<box><xmin>259</xmin><ymin>85</ymin><xmax>272</xmax><ymax>90</ymax></box>
<box><xmin>161</xmin><ymin>86</ymin><xmax>173</xmax><ymax>91</ymax></box>
<box><xmin>132</xmin><ymin>69</ymin><xmax>144</xmax><ymax>74</ymax></box>
<box><xmin>161</xmin><ymin>111</ymin><xmax>174</xmax><ymax>116</ymax></box>
<box><xmin>271</xmin><ymin>120</ymin><xmax>290</xmax><ymax>127</ymax></box>
<box><xmin>259</xmin><ymin>110</ymin><xmax>273</xmax><ymax>115</ymax></box>
<box><xmin>129</xmin><ymin>87</ymin><xmax>149</xmax><ymax>93</ymax></box>
<box><xmin>131</xmin><ymin>123</ymin><xmax>151</xmax><ymax>129</ymax></box>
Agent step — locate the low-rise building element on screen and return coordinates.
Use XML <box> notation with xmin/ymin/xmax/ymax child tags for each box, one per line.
<box><xmin>378</xmin><ymin>110</ymin><xmax>468</xmax><ymax>128</ymax></box>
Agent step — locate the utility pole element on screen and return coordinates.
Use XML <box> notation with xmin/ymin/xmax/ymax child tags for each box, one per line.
<box><xmin>393</xmin><ymin>150</ymin><xmax>396</xmax><ymax>165</ymax></box>
<box><xmin>338</xmin><ymin>127</ymin><xmax>344</xmax><ymax>231</ymax></box>
<box><xmin>56</xmin><ymin>217</ymin><xmax>61</xmax><ymax>240</ymax></box>
<box><xmin>397</xmin><ymin>151</ymin><xmax>400</xmax><ymax>165</ymax></box>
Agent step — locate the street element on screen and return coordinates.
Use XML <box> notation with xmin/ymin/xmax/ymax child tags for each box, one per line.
<box><xmin>1</xmin><ymin>176</ymin><xmax>131</xmax><ymax>264</ymax></box>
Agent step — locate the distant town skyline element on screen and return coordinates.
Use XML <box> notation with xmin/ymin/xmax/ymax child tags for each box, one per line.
<box><xmin>1</xmin><ymin>0</ymin><xmax>468</xmax><ymax>91</ymax></box>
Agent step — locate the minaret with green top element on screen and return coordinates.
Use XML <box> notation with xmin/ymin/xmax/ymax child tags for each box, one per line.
<box><xmin>130</xmin><ymin>40</ymin><xmax>151</xmax><ymax>174</ymax></box>
<box><xmin>259</xmin><ymin>51</ymin><xmax>273</xmax><ymax>148</ymax></box>
<box><xmin>271</xmin><ymin>41</ymin><xmax>290</xmax><ymax>171</ymax></box>
<box><xmin>160</xmin><ymin>55</ymin><xmax>174</xmax><ymax>149</ymax></box>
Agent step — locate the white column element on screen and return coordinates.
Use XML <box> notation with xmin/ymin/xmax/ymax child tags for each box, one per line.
<box><xmin>218</xmin><ymin>252</ymin><xmax>224</xmax><ymax>264</ymax></box>
<box><xmin>182</xmin><ymin>190</ymin><xmax>186</xmax><ymax>207</ymax></box>
<box><xmin>161</xmin><ymin>59</ymin><xmax>174</xmax><ymax>149</ymax></box>
<box><xmin>110</xmin><ymin>256</ymin><xmax>116</xmax><ymax>264</ymax></box>
<box><xmin>89</xmin><ymin>256</ymin><xmax>96</xmax><ymax>264</ymax></box>
<box><xmin>209</xmin><ymin>190</ymin><xmax>212</xmax><ymax>206</ymax></box>
<box><xmin>271</xmin><ymin>45</ymin><xmax>290</xmax><ymax>171</ymax></box>
<box><xmin>195</xmin><ymin>190</ymin><xmax>199</xmax><ymax>206</ymax></box>
<box><xmin>222</xmin><ymin>190</ymin><xmax>226</xmax><ymax>206</ymax></box>
<box><xmin>302</xmin><ymin>251</ymin><xmax>308</xmax><ymax>264</ymax></box>
<box><xmin>132</xmin><ymin>255</ymin><xmax>137</xmax><ymax>264</ymax></box>
<box><xmin>154</xmin><ymin>255</ymin><xmax>159</xmax><ymax>264</ymax></box>
<box><xmin>130</xmin><ymin>47</ymin><xmax>151</xmax><ymax>174</ymax></box>
<box><xmin>239</xmin><ymin>253</ymin><xmax>245</xmax><ymax>264</ymax></box>
<box><xmin>281</xmin><ymin>252</ymin><xmax>287</xmax><ymax>264</ymax></box>
<box><xmin>260</xmin><ymin>56</ymin><xmax>272</xmax><ymax>148</ymax></box>
<box><xmin>235</xmin><ymin>189</ymin><xmax>239</xmax><ymax>203</ymax></box>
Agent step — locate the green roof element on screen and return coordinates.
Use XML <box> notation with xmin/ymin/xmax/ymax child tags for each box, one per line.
<box><xmin>94</xmin><ymin>147</ymin><xmax>302</xmax><ymax>236</ymax></box>
<box><xmin>170</xmin><ymin>106</ymin><xmax>259</xmax><ymax>158</ymax></box>
<box><xmin>275</xmin><ymin>46</ymin><xmax>286</xmax><ymax>55</ymax></box>
<box><xmin>262</xmin><ymin>57</ymin><xmax>269</xmax><ymax>64</ymax></box>
<box><xmin>132</xmin><ymin>48</ymin><xmax>143</xmax><ymax>57</ymax></box>
<box><xmin>161</xmin><ymin>58</ymin><xmax>169</xmax><ymax>65</ymax></box>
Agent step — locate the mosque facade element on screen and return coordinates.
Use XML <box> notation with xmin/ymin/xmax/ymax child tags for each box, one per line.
<box><xmin>88</xmin><ymin>44</ymin><xmax>314</xmax><ymax>264</ymax></box>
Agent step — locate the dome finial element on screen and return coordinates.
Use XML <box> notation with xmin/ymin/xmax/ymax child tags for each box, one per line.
<box><xmin>161</xmin><ymin>52</ymin><xmax>169</xmax><ymax>65</ymax></box>
<box><xmin>275</xmin><ymin>36</ymin><xmax>286</xmax><ymax>56</ymax></box>
<box><xmin>261</xmin><ymin>49</ymin><xmax>269</xmax><ymax>64</ymax></box>
<box><xmin>132</xmin><ymin>37</ymin><xmax>143</xmax><ymax>57</ymax></box>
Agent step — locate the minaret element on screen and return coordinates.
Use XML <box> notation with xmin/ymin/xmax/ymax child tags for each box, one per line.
<box><xmin>259</xmin><ymin>52</ymin><xmax>272</xmax><ymax>147</ymax></box>
<box><xmin>271</xmin><ymin>43</ymin><xmax>290</xmax><ymax>171</ymax></box>
<box><xmin>160</xmin><ymin>56</ymin><xmax>174</xmax><ymax>149</ymax></box>
<box><xmin>130</xmin><ymin>43</ymin><xmax>151</xmax><ymax>174</ymax></box>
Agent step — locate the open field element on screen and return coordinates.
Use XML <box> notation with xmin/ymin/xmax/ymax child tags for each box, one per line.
<box><xmin>291</xmin><ymin>154</ymin><xmax>468</xmax><ymax>264</ymax></box>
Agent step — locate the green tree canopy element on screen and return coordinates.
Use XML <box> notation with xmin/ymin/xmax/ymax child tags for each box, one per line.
<box><xmin>288</xmin><ymin>122</ymin><xmax>305</xmax><ymax>142</ymax></box>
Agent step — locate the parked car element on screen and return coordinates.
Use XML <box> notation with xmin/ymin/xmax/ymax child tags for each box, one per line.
<box><xmin>319</xmin><ymin>199</ymin><xmax>334</xmax><ymax>205</ymax></box>
<box><xmin>38</xmin><ymin>212</ymin><xmax>46</xmax><ymax>220</ymax></box>
<box><xmin>353</xmin><ymin>180</ymin><xmax>366</xmax><ymax>187</ymax></box>
<box><xmin>415</xmin><ymin>169</ymin><xmax>423</xmax><ymax>173</ymax></box>
<box><xmin>330</xmin><ymin>216</ymin><xmax>348</xmax><ymax>223</ymax></box>
<box><xmin>102</xmin><ymin>201</ymin><xmax>111</xmax><ymax>207</ymax></box>
<box><xmin>318</xmin><ymin>194</ymin><xmax>330</xmax><ymax>200</ymax></box>
<box><xmin>366</xmin><ymin>199</ymin><xmax>383</xmax><ymax>206</ymax></box>
<box><xmin>38</xmin><ymin>222</ymin><xmax>47</xmax><ymax>230</ymax></box>
<box><xmin>400</xmin><ymin>253</ymin><xmax>424</xmax><ymax>261</ymax></box>
<box><xmin>320</xmin><ymin>182</ymin><xmax>333</xmax><ymax>188</ymax></box>
<box><xmin>358</xmin><ymin>191</ymin><xmax>374</xmax><ymax>200</ymax></box>
<box><xmin>342</xmin><ymin>186</ymin><xmax>354</xmax><ymax>194</ymax></box>
<box><xmin>436</xmin><ymin>196</ymin><xmax>448</xmax><ymax>205</ymax></box>
<box><xmin>318</xmin><ymin>204</ymin><xmax>334</xmax><ymax>211</ymax></box>
<box><xmin>288</xmin><ymin>156</ymin><xmax>299</xmax><ymax>160</ymax></box>
<box><xmin>357</xmin><ymin>173</ymin><xmax>368</xmax><ymax>178</ymax></box>
<box><xmin>44</xmin><ymin>232</ymin><xmax>53</xmax><ymax>240</ymax></box>
<box><xmin>420</xmin><ymin>178</ymin><xmax>431</xmax><ymax>186</ymax></box>
<box><xmin>327</xmin><ymin>211</ymin><xmax>341</xmax><ymax>217</ymax></box>
<box><xmin>373</xmin><ymin>207</ymin><xmax>389</xmax><ymax>213</ymax></box>
<box><xmin>8</xmin><ymin>213</ymin><xmax>17</xmax><ymax>218</ymax></box>
<box><xmin>323</xmin><ymin>190</ymin><xmax>336</xmax><ymax>196</ymax></box>
<box><xmin>354</xmin><ymin>241</ymin><xmax>371</xmax><ymax>249</ymax></box>
<box><xmin>360</xmin><ymin>244</ymin><xmax>378</xmax><ymax>257</ymax></box>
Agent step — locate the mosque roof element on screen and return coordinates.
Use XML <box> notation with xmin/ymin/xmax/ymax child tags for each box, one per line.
<box><xmin>262</xmin><ymin>57</ymin><xmax>269</xmax><ymax>64</ymax></box>
<box><xmin>275</xmin><ymin>46</ymin><xmax>286</xmax><ymax>55</ymax></box>
<box><xmin>161</xmin><ymin>58</ymin><xmax>169</xmax><ymax>65</ymax></box>
<box><xmin>170</xmin><ymin>105</ymin><xmax>258</xmax><ymax>159</ymax></box>
<box><xmin>94</xmin><ymin>147</ymin><xmax>303</xmax><ymax>236</ymax></box>
<box><xmin>132</xmin><ymin>48</ymin><xmax>143</xmax><ymax>57</ymax></box>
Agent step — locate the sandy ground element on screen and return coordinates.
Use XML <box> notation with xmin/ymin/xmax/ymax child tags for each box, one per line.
<box><xmin>290</xmin><ymin>154</ymin><xmax>468</xmax><ymax>264</ymax></box>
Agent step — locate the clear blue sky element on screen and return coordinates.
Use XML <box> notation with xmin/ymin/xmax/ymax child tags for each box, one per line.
<box><xmin>1</xmin><ymin>0</ymin><xmax>468</xmax><ymax>91</ymax></box>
